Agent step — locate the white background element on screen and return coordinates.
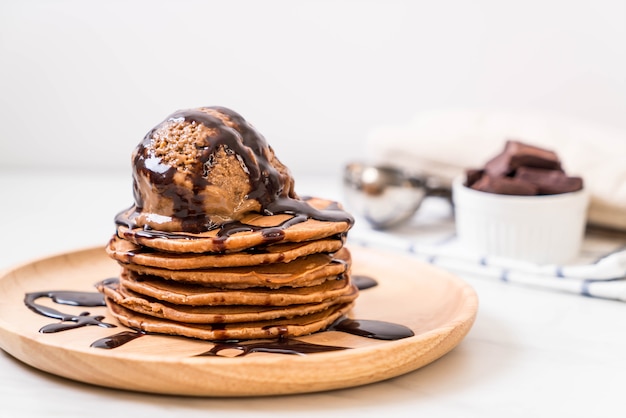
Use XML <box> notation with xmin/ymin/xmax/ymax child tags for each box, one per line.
<box><xmin>1</xmin><ymin>0</ymin><xmax>625</xmax><ymax>180</ymax></box>
<box><xmin>2</xmin><ymin>3</ymin><xmax>626</xmax><ymax>416</ymax></box>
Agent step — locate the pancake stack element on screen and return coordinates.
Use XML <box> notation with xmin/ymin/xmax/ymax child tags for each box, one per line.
<box><xmin>100</xmin><ymin>106</ymin><xmax>357</xmax><ymax>340</ymax></box>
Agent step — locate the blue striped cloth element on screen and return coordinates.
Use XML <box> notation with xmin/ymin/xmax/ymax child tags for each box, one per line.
<box><xmin>348</xmin><ymin>220</ymin><xmax>626</xmax><ymax>302</ymax></box>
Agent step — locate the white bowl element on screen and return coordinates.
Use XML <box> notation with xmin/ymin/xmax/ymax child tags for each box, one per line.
<box><xmin>452</xmin><ymin>176</ymin><xmax>589</xmax><ymax>265</ymax></box>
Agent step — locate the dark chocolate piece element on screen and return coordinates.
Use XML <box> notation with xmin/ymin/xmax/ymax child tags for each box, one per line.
<box><xmin>484</xmin><ymin>140</ymin><xmax>562</xmax><ymax>177</ymax></box>
<box><xmin>465</xmin><ymin>169</ymin><xmax>484</xmax><ymax>188</ymax></box>
<box><xmin>470</xmin><ymin>175</ymin><xmax>538</xmax><ymax>196</ymax></box>
<box><xmin>515</xmin><ymin>166</ymin><xmax>583</xmax><ymax>195</ymax></box>
<box><xmin>464</xmin><ymin>140</ymin><xmax>584</xmax><ymax>196</ymax></box>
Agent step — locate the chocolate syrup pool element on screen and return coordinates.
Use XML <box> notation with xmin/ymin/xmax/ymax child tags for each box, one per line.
<box><xmin>23</xmin><ymin>275</ymin><xmax>415</xmax><ymax>357</ymax></box>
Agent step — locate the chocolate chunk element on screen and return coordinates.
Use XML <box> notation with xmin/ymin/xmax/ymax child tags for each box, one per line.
<box><xmin>465</xmin><ymin>140</ymin><xmax>583</xmax><ymax>196</ymax></box>
<box><xmin>465</xmin><ymin>169</ymin><xmax>484</xmax><ymax>188</ymax></box>
<box><xmin>515</xmin><ymin>166</ymin><xmax>583</xmax><ymax>195</ymax></box>
<box><xmin>484</xmin><ymin>140</ymin><xmax>563</xmax><ymax>177</ymax></box>
<box><xmin>470</xmin><ymin>175</ymin><xmax>538</xmax><ymax>196</ymax></box>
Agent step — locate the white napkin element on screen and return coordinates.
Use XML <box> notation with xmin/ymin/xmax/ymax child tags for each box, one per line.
<box><xmin>347</xmin><ymin>199</ymin><xmax>626</xmax><ymax>302</ymax></box>
<box><xmin>366</xmin><ymin>109</ymin><xmax>626</xmax><ymax>231</ymax></box>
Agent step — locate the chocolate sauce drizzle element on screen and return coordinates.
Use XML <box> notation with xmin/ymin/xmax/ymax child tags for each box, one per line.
<box><xmin>24</xmin><ymin>274</ymin><xmax>412</xmax><ymax>356</ymax></box>
<box><xmin>353</xmin><ymin>275</ymin><xmax>378</xmax><ymax>291</ymax></box>
<box><xmin>24</xmin><ymin>289</ymin><xmax>115</xmax><ymax>333</ymax></box>
<box><xmin>328</xmin><ymin>318</ymin><xmax>414</xmax><ymax>341</ymax></box>
<box><xmin>197</xmin><ymin>338</ymin><xmax>347</xmax><ymax>357</ymax></box>
<box><xmin>119</xmin><ymin>107</ymin><xmax>354</xmax><ymax>235</ymax></box>
<box><xmin>194</xmin><ymin>313</ymin><xmax>413</xmax><ymax>356</ymax></box>
<box><xmin>117</xmin><ymin>213</ymin><xmax>310</xmax><ymax>250</ymax></box>
<box><xmin>90</xmin><ymin>330</ymin><xmax>145</xmax><ymax>349</ymax></box>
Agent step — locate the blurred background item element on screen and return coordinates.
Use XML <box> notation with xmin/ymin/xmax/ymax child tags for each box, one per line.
<box><xmin>365</xmin><ymin>109</ymin><xmax>626</xmax><ymax>230</ymax></box>
<box><xmin>1</xmin><ymin>0</ymin><xmax>625</xmax><ymax>183</ymax></box>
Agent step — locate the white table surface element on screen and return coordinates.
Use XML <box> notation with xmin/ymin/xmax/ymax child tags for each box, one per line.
<box><xmin>1</xmin><ymin>169</ymin><xmax>626</xmax><ymax>418</ymax></box>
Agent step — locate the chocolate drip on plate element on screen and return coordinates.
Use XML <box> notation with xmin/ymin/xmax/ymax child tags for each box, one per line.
<box><xmin>24</xmin><ymin>288</ymin><xmax>115</xmax><ymax>333</ymax></box>
<box><xmin>329</xmin><ymin>317</ymin><xmax>414</xmax><ymax>340</ymax></box>
<box><xmin>352</xmin><ymin>275</ymin><xmax>378</xmax><ymax>290</ymax></box>
<box><xmin>91</xmin><ymin>330</ymin><xmax>146</xmax><ymax>349</ymax></box>
<box><xmin>25</xmin><ymin>274</ymin><xmax>413</xmax><ymax>354</ymax></box>
<box><xmin>197</xmin><ymin>338</ymin><xmax>347</xmax><ymax>357</ymax></box>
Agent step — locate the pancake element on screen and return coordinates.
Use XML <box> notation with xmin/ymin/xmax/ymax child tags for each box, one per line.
<box><xmin>117</xmin><ymin>198</ymin><xmax>351</xmax><ymax>254</ymax></box>
<box><xmin>105</xmin><ymin>297</ymin><xmax>354</xmax><ymax>340</ymax></box>
<box><xmin>107</xmin><ymin>235</ymin><xmax>345</xmax><ymax>270</ymax></box>
<box><xmin>119</xmin><ymin>269</ymin><xmax>354</xmax><ymax>306</ymax></box>
<box><xmin>97</xmin><ymin>278</ymin><xmax>358</xmax><ymax>324</ymax></box>
<box><xmin>119</xmin><ymin>247</ymin><xmax>351</xmax><ymax>289</ymax></box>
<box><xmin>100</xmin><ymin>106</ymin><xmax>358</xmax><ymax>342</ymax></box>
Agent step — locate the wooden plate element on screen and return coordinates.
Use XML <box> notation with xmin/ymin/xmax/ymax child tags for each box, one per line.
<box><xmin>0</xmin><ymin>245</ymin><xmax>478</xmax><ymax>396</ymax></box>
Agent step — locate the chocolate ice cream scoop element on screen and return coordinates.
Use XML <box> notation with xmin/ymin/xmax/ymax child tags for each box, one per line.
<box><xmin>117</xmin><ymin>106</ymin><xmax>348</xmax><ymax>233</ymax></box>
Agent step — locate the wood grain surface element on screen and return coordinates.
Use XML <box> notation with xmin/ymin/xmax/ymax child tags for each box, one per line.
<box><xmin>0</xmin><ymin>245</ymin><xmax>478</xmax><ymax>396</ymax></box>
